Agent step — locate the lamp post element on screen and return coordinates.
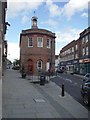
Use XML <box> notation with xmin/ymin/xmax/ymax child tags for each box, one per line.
<box><xmin>49</xmin><ymin>40</ymin><xmax>52</xmax><ymax>75</ymax></box>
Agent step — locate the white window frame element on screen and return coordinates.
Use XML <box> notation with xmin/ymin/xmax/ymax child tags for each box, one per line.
<box><xmin>47</xmin><ymin>39</ymin><xmax>51</xmax><ymax>48</ymax></box>
<box><xmin>37</xmin><ymin>37</ymin><xmax>43</xmax><ymax>47</ymax></box>
<box><xmin>75</xmin><ymin>53</ymin><xmax>78</xmax><ymax>59</ymax></box>
<box><xmin>72</xmin><ymin>47</ymin><xmax>74</xmax><ymax>52</ymax></box>
<box><xmin>82</xmin><ymin>48</ymin><xmax>85</xmax><ymax>56</ymax></box>
<box><xmin>28</xmin><ymin>37</ymin><xmax>33</xmax><ymax>47</ymax></box>
<box><xmin>70</xmin><ymin>48</ymin><xmax>72</xmax><ymax>52</ymax></box>
<box><xmin>82</xmin><ymin>37</ymin><xmax>85</xmax><ymax>44</ymax></box>
<box><xmin>86</xmin><ymin>47</ymin><xmax>88</xmax><ymax>55</ymax></box>
<box><xmin>85</xmin><ymin>35</ymin><xmax>88</xmax><ymax>43</ymax></box>
<box><xmin>76</xmin><ymin>44</ymin><xmax>78</xmax><ymax>50</ymax></box>
<box><xmin>37</xmin><ymin>60</ymin><xmax>42</xmax><ymax>69</ymax></box>
<box><xmin>46</xmin><ymin>62</ymin><xmax>50</xmax><ymax>71</ymax></box>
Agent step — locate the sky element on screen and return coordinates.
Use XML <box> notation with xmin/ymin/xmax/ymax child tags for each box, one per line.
<box><xmin>5</xmin><ymin>0</ymin><xmax>90</xmax><ymax>62</ymax></box>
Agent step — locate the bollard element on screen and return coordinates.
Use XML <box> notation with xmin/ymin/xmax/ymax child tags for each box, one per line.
<box><xmin>62</xmin><ymin>84</ymin><xmax>65</xmax><ymax>97</ymax></box>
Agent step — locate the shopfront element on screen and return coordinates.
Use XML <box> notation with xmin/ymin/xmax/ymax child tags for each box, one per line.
<box><xmin>66</xmin><ymin>60</ymin><xmax>74</xmax><ymax>74</ymax></box>
<box><xmin>79</xmin><ymin>58</ymin><xmax>90</xmax><ymax>75</ymax></box>
<box><xmin>59</xmin><ymin>61</ymin><xmax>66</xmax><ymax>71</ymax></box>
<box><xmin>73</xmin><ymin>60</ymin><xmax>79</xmax><ymax>74</ymax></box>
<box><xmin>60</xmin><ymin>60</ymin><xmax>79</xmax><ymax>74</ymax></box>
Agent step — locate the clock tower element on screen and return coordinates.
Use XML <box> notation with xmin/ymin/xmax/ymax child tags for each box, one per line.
<box><xmin>31</xmin><ymin>16</ymin><xmax>38</xmax><ymax>29</ymax></box>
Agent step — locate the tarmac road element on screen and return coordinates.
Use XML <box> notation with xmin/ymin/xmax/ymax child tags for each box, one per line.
<box><xmin>51</xmin><ymin>73</ymin><xmax>90</xmax><ymax>111</ymax></box>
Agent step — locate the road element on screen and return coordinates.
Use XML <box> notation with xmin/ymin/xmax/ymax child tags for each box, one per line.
<box><xmin>51</xmin><ymin>73</ymin><xmax>90</xmax><ymax>111</ymax></box>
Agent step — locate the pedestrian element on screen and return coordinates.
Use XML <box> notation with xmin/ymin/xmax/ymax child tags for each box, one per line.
<box><xmin>21</xmin><ymin>66</ymin><xmax>26</xmax><ymax>78</ymax></box>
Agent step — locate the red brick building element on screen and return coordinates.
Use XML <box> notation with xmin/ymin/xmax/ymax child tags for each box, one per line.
<box><xmin>59</xmin><ymin>26</ymin><xmax>90</xmax><ymax>75</ymax></box>
<box><xmin>20</xmin><ymin>16</ymin><xmax>56</xmax><ymax>75</ymax></box>
<box><xmin>0</xmin><ymin>1</ymin><xmax>7</xmax><ymax>77</ymax></box>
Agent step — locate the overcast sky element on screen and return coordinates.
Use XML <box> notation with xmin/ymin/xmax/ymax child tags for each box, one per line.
<box><xmin>6</xmin><ymin>0</ymin><xmax>89</xmax><ymax>62</ymax></box>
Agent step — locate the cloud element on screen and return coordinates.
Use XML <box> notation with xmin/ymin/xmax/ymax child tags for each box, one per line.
<box><xmin>41</xmin><ymin>19</ymin><xmax>58</xmax><ymax>28</ymax></box>
<box><xmin>7</xmin><ymin>0</ymin><xmax>89</xmax><ymax>20</ymax></box>
<box><xmin>46</xmin><ymin>0</ymin><xmax>89</xmax><ymax>20</ymax></box>
<box><xmin>61</xmin><ymin>0</ymin><xmax>89</xmax><ymax>20</ymax></box>
<box><xmin>46</xmin><ymin>0</ymin><xmax>61</xmax><ymax>17</ymax></box>
<box><xmin>8</xmin><ymin>0</ymin><xmax>45</xmax><ymax>2</ymax></box>
<box><xmin>21</xmin><ymin>15</ymin><xmax>30</xmax><ymax>24</ymax></box>
<box><xmin>55</xmin><ymin>28</ymin><xmax>83</xmax><ymax>55</ymax></box>
<box><xmin>7</xmin><ymin>42</ymin><xmax>20</xmax><ymax>62</ymax></box>
<box><xmin>7</xmin><ymin>0</ymin><xmax>44</xmax><ymax>18</ymax></box>
<box><xmin>45</xmin><ymin>0</ymin><xmax>69</xmax><ymax>1</ymax></box>
<box><xmin>81</xmin><ymin>12</ymin><xmax>88</xmax><ymax>18</ymax></box>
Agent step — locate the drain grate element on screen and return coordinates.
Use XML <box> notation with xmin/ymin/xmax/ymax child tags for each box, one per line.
<box><xmin>33</xmin><ymin>98</ymin><xmax>45</xmax><ymax>103</ymax></box>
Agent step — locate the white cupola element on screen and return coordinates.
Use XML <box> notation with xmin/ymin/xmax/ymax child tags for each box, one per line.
<box><xmin>31</xmin><ymin>16</ymin><xmax>38</xmax><ymax>29</ymax></box>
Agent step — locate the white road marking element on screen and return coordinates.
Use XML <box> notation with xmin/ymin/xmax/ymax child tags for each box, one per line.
<box><xmin>52</xmin><ymin>75</ymin><xmax>79</xmax><ymax>87</ymax></box>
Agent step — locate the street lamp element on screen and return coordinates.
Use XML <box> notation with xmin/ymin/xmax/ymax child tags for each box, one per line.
<box><xmin>49</xmin><ymin>40</ymin><xmax>52</xmax><ymax>75</ymax></box>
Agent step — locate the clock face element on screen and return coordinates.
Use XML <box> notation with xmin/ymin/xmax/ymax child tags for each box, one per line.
<box><xmin>33</xmin><ymin>21</ymin><xmax>36</xmax><ymax>26</ymax></box>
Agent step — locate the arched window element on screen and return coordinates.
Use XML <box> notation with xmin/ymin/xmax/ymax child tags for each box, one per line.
<box><xmin>37</xmin><ymin>60</ymin><xmax>42</xmax><ymax>69</ymax></box>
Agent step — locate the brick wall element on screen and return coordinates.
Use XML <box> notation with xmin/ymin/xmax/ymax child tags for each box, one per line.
<box><xmin>20</xmin><ymin>29</ymin><xmax>56</xmax><ymax>75</ymax></box>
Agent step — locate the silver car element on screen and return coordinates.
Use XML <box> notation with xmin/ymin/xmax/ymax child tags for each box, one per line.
<box><xmin>83</xmin><ymin>73</ymin><xmax>90</xmax><ymax>82</ymax></box>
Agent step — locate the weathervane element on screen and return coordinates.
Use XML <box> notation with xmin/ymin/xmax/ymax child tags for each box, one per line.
<box><xmin>34</xmin><ymin>11</ymin><xmax>36</xmax><ymax>16</ymax></box>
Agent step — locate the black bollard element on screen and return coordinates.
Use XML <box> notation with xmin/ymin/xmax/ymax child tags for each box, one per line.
<box><xmin>62</xmin><ymin>84</ymin><xmax>65</xmax><ymax>97</ymax></box>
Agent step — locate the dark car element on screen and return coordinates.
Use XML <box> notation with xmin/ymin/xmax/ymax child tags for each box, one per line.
<box><xmin>81</xmin><ymin>81</ymin><xmax>90</xmax><ymax>105</ymax></box>
<box><xmin>56</xmin><ymin>68</ymin><xmax>64</xmax><ymax>73</ymax></box>
<box><xmin>12</xmin><ymin>66</ymin><xmax>20</xmax><ymax>70</ymax></box>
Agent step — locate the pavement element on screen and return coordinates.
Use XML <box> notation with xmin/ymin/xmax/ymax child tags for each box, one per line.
<box><xmin>2</xmin><ymin>69</ymin><xmax>89</xmax><ymax>119</ymax></box>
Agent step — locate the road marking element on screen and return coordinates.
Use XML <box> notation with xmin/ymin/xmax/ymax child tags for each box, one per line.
<box><xmin>74</xmin><ymin>83</ymin><xmax>78</xmax><ymax>85</ymax></box>
<box><xmin>54</xmin><ymin>75</ymin><xmax>79</xmax><ymax>87</ymax></box>
<box><xmin>33</xmin><ymin>98</ymin><xmax>45</xmax><ymax>103</ymax></box>
<box><xmin>50</xmin><ymin>76</ymin><xmax>56</xmax><ymax>79</ymax></box>
<box><xmin>65</xmin><ymin>78</ymin><xmax>72</xmax><ymax>83</ymax></box>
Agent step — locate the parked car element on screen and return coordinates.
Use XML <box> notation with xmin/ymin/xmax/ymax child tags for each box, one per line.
<box><xmin>12</xmin><ymin>65</ymin><xmax>20</xmax><ymax>70</ymax></box>
<box><xmin>81</xmin><ymin>81</ymin><xmax>90</xmax><ymax>105</ymax></box>
<box><xmin>56</xmin><ymin>68</ymin><xmax>64</xmax><ymax>73</ymax></box>
<box><xmin>6</xmin><ymin>65</ymin><xmax>10</xmax><ymax>69</ymax></box>
<box><xmin>83</xmin><ymin>73</ymin><xmax>90</xmax><ymax>82</ymax></box>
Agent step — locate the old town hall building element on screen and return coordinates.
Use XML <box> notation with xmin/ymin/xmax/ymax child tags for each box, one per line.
<box><xmin>19</xmin><ymin>16</ymin><xmax>56</xmax><ymax>75</ymax></box>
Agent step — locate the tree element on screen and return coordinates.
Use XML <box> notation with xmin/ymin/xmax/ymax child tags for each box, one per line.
<box><xmin>13</xmin><ymin>59</ymin><xmax>20</xmax><ymax>66</ymax></box>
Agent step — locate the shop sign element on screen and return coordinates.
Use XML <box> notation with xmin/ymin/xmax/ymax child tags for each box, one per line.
<box><xmin>83</xmin><ymin>59</ymin><xmax>90</xmax><ymax>63</ymax></box>
<box><xmin>73</xmin><ymin>60</ymin><xmax>78</xmax><ymax>64</ymax></box>
<box><xmin>79</xmin><ymin>58</ymin><xmax>90</xmax><ymax>63</ymax></box>
<box><xmin>61</xmin><ymin>62</ymin><xmax>66</xmax><ymax>65</ymax></box>
<box><xmin>79</xmin><ymin>59</ymin><xmax>83</xmax><ymax>63</ymax></box>
<box><xmin>67</xmin><ymin>62</ymin><xmax>72</xmax><ymax>65</ymax></box>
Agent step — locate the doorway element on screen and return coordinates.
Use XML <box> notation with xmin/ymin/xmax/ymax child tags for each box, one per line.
<box><xmin>27</xmin><ymin>59</ymin><xmax>33</xmax><ymax>75</ymax></box>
